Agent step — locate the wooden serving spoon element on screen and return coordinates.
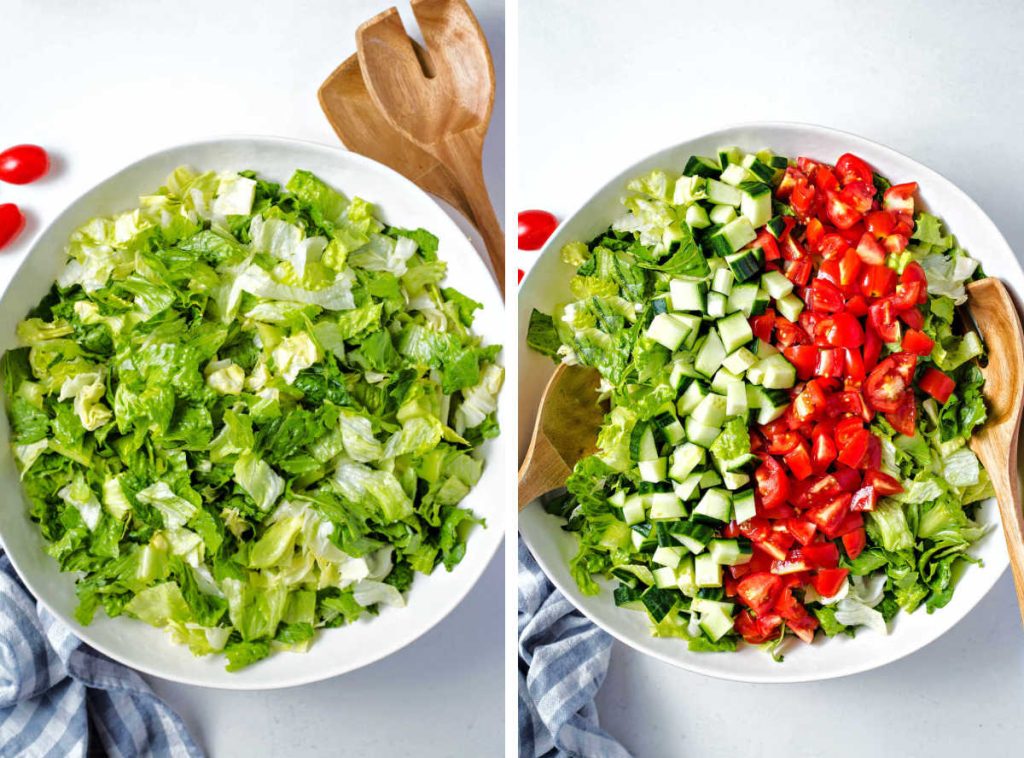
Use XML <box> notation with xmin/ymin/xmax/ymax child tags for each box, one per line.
<box><xmin>963</xmin><ymin>277</ymin><xmax>1024</xmax><ymax>625</ymax></box>
<box><xmin>356</xmin><ymin>0</ymin><xmax>505</xmax><ymax>292</ymax></box>
<box><xmin>318</xmin><ymin>52</ymin><xmax>479</xmax><ymax>228</ymax></box>
<box><xmin>518</xmin><ymin>364</ymin><xmax>607</xmax><ymax>510</ymax></box>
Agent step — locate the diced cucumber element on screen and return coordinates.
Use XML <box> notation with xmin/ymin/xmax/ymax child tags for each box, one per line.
<box><xmin>674</xmin><ymin>314</ymin><xmax>703</xmax><ymax>347</ymax></box>
<box><xmin>705</xmin><ymin>178</ymin><xmax>742</xmax><ymax>207</ymax></box>
<box><xmin>691</xmin><ymin>393</ymin><xmax>727</xmax><ymax>428</ymax></box>
<box><xmin>732</xmin><ymin>488</ymin><xmax>757</xmax><ymax>524</ymax></box>
<box><xmin>717</xmin><ymin>146</ymin><xmax>743</xmax><ymax>168</ymax></box>
<box><xmin>630</xmin><ymin>423</ymin><xmax>659</xmax><ymax>461</ymax></box>
<box><xmin>761</xmin><ymin>270</ymin><xmax>794</xmax><ymax>300</ymax></box>
<box><xmin>653</xmin><ymin>566</ymin><xmax>679</xmax><ymax>589</ymax></box>
<box><xmin>722</xmin><ymin>347</ymin><xmax>757</xmax><ymax>375</ymax></box>
<box><xmin>758</xmin><ymin>353</ymin><xmax>797</xmax><ymax>389</ymax></box>
<box><xmin>649</xmin><ymin>492</ymin><xmax>685</xmax><ymax>520</ymax></box>
<box><xmin>725</xmin><ymin>382</ymin><xmax>748</xmax><ymax>416</ymax></box>
<box><xmin>739</xmin><ymin>181</ymin><xmax>773</xmax><ymax>228</ymax></box>
<box><xmin>709</xmin><ymin>204</ymin><xmax>737</xmax><ymax>225</ymax></box>
<box><xmin>699</xmin><ymin>469</ymin><xmax>722</xmax><ymax>488</ymax></box>
<box><xmin>693</xmin><ymin>488</ymin><xmax>732</xmax><ymax>524</ymax></box>
<box><xmin>726</xmin><ymin>282</ymin><xmax>759</xmax><ymax>316</ymax></box>
<box><xmin>653</xmin><ymin>545</ymin><xmax>686</xmax><ymax>569</ymax></box>
<box><xmin>671</xmin><ymin>520</ymin><xmax>714</xmax><ymax>554</ymax></box>
<box><xmin>717</xmin><ymin>311</ymin><xmax>754</xmax><ymax>353</ymax></box>
<box><xmin>706</xmin><ymin>291</ymin><xmax>727</xmax><ymax>319</ymax></box>
<box><xmin>677</xmin><ymin>379</ymin><xmax>709</xmax><ymax>415</ymax></box>
<box><xmin>755</xmin><ymin>388</ymin><xmax>790</xmax><ymax>424</ymax></box>
<box><xmin>720</xmin><ymin>163</ymin><xmax>752</xmax><ymax>187</ymax></box>
<box><xmin>641</xmin><ymin>587</ymin><xmax>677</xmax><ymax>622</ymax></box>
<box><xmin>685</xmin><ymin>203</ymin><xmax>711</xmax><ymax>229</ymax></box>
<box><xmin>609</xmin><ymin>490</ymin><xmax>626</xmax><ymax>508</ymax></box>
<box><xmin>673</xmin><ymin>175</ymin><xmax>707</xmax><ymax>205</ymax></box>
<box><xmin>725</xmin><ymin>247</ymin><xmax>763</xmax><ymax>283</ymax></box>
<box><xmin>630</xmin><ymin>521</ymin><xmax>658</xmax><ymax>552</ymax></box>
<box><xmin>652</xmin><ymin>412</ymin><xmax>685</xmax><ymax>446</ymax></box>
<box><xmin>751</xmin><ymin>287</ymin><xmax>770</xmax><ymax>316</ymax></box>
<box><xmin>685</xmin><ymin>416</ymin><xmax>720</xmax><ymax>449</ymax></box>
<box><xmin>711</xmin><ymin>267</ymin><xmax>734</xmax><ymax>296</ymax></box>
<box><xmin>677</xmin><ymin>556</ymin><xmax>697</xmax><ymax>597</ymax></box>
<box><xmin>741</xmin><ymin>154</ymin><xmax>777</xmax><ymax>183</ymax></box>
<box><xmin>711</xmin><ymin>217</ymin><xmax>756</xmax><ymax>254</ymax></box>
<box><xmin>691</xmin><ymin>597</ymin><xmax>736</xmax><ymax>615</ymax></box>
<box><xmin>709</xmin><ymin>538</ymin><xmax>753</xmax><ymax>566</ymax></box>
<box><xmin>722</xmin><ymin>470</ymin><xmax>750</xmax><ymax>490</ymax></box>
<box><xmin>694</xmin><ymin>552</ymin><xmax>723</xmax><ymax>588</ymax></box>
<box><xmin>777</xmin><ymin>292</ymin><xmax>805</xmax><ymax>321</ymax></box>
<box><xmin>638</xmin><ymin>457</ymin><xmax>667</xmax><ymax>483</ymax></box>
<box><xmin>745</xmin><ymin>384</ymin><xmax>763</xmax><ymax>409</ymax></box>
<box><xmin>694</xmin><ymin>329</ymin><xmax>726</xmax><ymax>377</ymax></box>
<box><xmin>683</xmin><ymin>155</ymin><xmax>721</xmax><ymax>178</ymax></box>
<box><xmin>710</xmin><ymin>368</ymin><xmax>744</xmax><ymax>395</ymax></box>
<box><xmin>646</xmin><ymin>312</ymin><xmax>690</xmax><ymax>351</ymax></box>
<box><xmin>669</xmin><ymin>279</ymin><xmax>706</xmax><ymax>312</ymax></box>
<box><xmin>698</xmin><ymin>603</ymin><xmax>733</xmax><ymax>640</ymax></box>
<box><xmin>669</xmin><ymin>443</ymin><xmax>705</xmax><ymax>482</ymax></box>
<box><xmin>668</xmin><ymin>356</ymin><xmax>699</xmax><ymax>390</ymax></box>
<box><xmin>673</xmin><ymin>472</ymin><xmax>703</xmax><ymax>501</ymax></box>
<box><xmin>756</xmin><ymin>339</ymin><xmax>779</xmax><ymax>358</ymax></box>
<box><xmin>622</xmin><ymin>494</ymin><xmax>646</xmax><ymax>526</ymax></box>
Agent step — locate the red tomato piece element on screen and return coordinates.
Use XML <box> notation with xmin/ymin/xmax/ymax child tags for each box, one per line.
<box><xmin>793</xmin><ymin>380</ymin><xmax>829</xmax><ymax>422</ymax></box>
<box><xmin>804</xmin><ymin>218</ymin><xmax>826</xmax><ymax>251</ymax></box>
<box><xmin>750</xmin><ymin>310</ymin><xmax>775</xmax><ymax>342</ymax></box>
<box><xmin>0</xmin><ymin>204</ymin><xmax>25</xmax><ymax>250</ymax></box>
<box><xmin>813</xmin><ymin>567</ymin><xmax>850</xmax><ymax>597</ymax></box>
<box><xmin>845</xmin><ymin>294</ymin><xmax>869</xmax><ymax>317</ymax></box>
<box><xmin>737</xmin><ymin>572</ymin><xmax>784</xmax><ymax>615</ymax></box>
<box><xmin>775</xmin><ymin>318</ymin><xmax>810</xmax><ymax>347</ymax></box>
<box><xmin>784</xmin><ymin>441</ymin><xmax>814</xmax><ymax>481</ymax></box>
<box><xmin>841</xmin><ymin>182</ymin><xmax>876</xmax><ymax>214</ymax></box>
<box><xmin>842</xmin><ymin>528</ymin><xmax>868</xmax><ymax>560</ymax></box>
<box><xmin>864</xmin><ymin>210</ymin><xmax>896</xmax><ymax>238</ymax></box>
<box><xmin>892</xmin><ymin>281</ymin><xmax>923</xmax><ymax>311</ymax></box>
<box><xmin>850</xmin><ymin>485</ymin><xmax>878</xmax><ymax>512</ymax></box>
<box><xmin>884</xmin><ymin>233</ymin><xmax>910</xmax><ymax>253</ymax></box>
<box><xmin>811</xmin><ymin>429</ymin><xmax>838</xmax><ymax>472</ymax></box>
<box><xmin>855</xmin><ymin>232</ymin><xmax>886</xmax><ymax>265</ymax></box>
<box><xmin>885</xmin><ymin>392</ymin><xmax>918</xmax><ymax>437</ymax></box>
<box><xmin>824</xmin><ymin>312</ymin><xmax>864</xmax><ymax>348</ymax></box>
<box><xmin>776</xmin><ymin>167</ymin><xmax>805</xmax><ymax>199</ymax></box>
<box><xmin>837</xmin><ymin>247</ymin><xmax>862</xmax><ymax>288</ymax></box>
<box><xmin>771</xmin><ymin>550</ymin><xmax>811</xmax><ymax>575</ymax></box>
<box><xmin>781</xmin><ymin>234</ymin><xmax>808</xmax><ymax>261</ymax></box>
<box><xmin>902</xmin><ymin>329</ymin><xmax>934</xmax><ymax>356</ymax></box>
<box><xmin>919</xmin><ymin>367</ymin><xmax>956</xmax><ymax>404</ymax></box>
<box><xmin>883</xmin><ymin>182</ymin><xmax>918</xmax><ymax>213</ymax></box>
<box><xmin>0</xmin><ymin>144</ymin><xmax>50</xmax><ymax>185</ymax></box>
<box><xmin>815</xmin><ymin>348</ymin><xmax>844</xmax><ymax>379</ymax></box>
<box><xmin>802</xmin><ymin>542</ymin><xmax>840</xmax><ymax>569</ymax></box>
<box><xmin>765</xmin><ymin>431</ymin><xmax>802</xmax><ymax>456</ymax></box>
<box><xmin>785</xmin><ymin>258</ymin><xmax>813</xmax><ymax>286</ymax></box>
<box><xmin>735</xmin><ymin>609</ymin><xmax>773</xmax><ymax>644</ymax></box>
<box><xmin>791</xmin><ymin>182</ymin><xmax>817</xmax><ymax>220</ymax></box>
<box><xmin>899</xmin><ymin>308</ymin><xmax>924</xmax><ymax>337</ymax></box>
<box><xmin>517</xmin><ymin>209</ymin><xmax>558</xmax><ymax>250</ymax></box>
<box><xmin>783</xmin><ymin>345</ymin><xmax>818</xmax><ymax>380</ymax></box>
<box><xmin>812</xmin><ymin>165</ymin><xmax>840</xmax><ymax>193</ymax></box>
<box><xmin>835</xmin><ymin>153</ymin><xmax>874</xmax><ymax>186</ymax></box>
<box><xmin>755</xmin><ymin>229</ymin><xmax>781</xmax><ymax>261</ymax></box>
<box><xmin>806</xmin><ymin>493</ymin><xmax>853</xmax><ymax>536</ymax></box>
<box><xmin>862</xmin><ymin>469</ymin><xmax>903</xmax><ymax>496</ymax></box>
<box><xmin>786</xmin><ymin>519</ymin><xmax>818</xmax><ymax>546</ymax></box>
<box><xmin>808</xmin><ymin>278</ymin><xmax>844</xmax><ymax>313</ymax></box>
<box><xmin>834</xmin><ymin>511</ymin><xmax>864</xmax><ymax>536</ymax></box>
<box><xmin>860</xmin><ymin>264</ymin><xmax>897</xmax><ymax>298</ymax></box>
<box><xmin>824</xmin><ymin>189</ymin><xmax>862</xmax><ymax>230</ymax></box>
<box><xmin>863</xmin><ymin>327</ymin><xmax>882</xmax><ymax>370</ymax></box>
<box><xmin>787</xmin><ymin>613</ymin><xmax>820</xmax><ymax>643</ymax></box>
<box><xmin>900</xmin><ymin>261</ymin><xmax>928</xmax><ymax>302</ymax></box>
<box><xmin>864</xmin><ymin>353</ymin><xmax>916</xmax><ymax>412</ymax></box>
<box><xmin>837</xmin><ymin>428</ymin><xmax>871</xmax><ymax>468</ymax></box>
<box><xmin>843</xmin><ymin>349</ymin><xmax>867</xmax><ymax>382</ymax></box>
<box><xmin>868</xmin><ymin>298</ymin><xmax>902</xmax><ymax>343</ymax></box>
<box><xmin>755</xmin><ymin>456</ymin><xmax>791</xmax><ymax>511</ymax></box>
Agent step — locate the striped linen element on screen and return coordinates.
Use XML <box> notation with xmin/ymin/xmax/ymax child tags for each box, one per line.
<box><xmin>0</xmin><ymin>553</ymin><xmax>202</xmax><ymax>757</ymax></box>
<box><xmin>519</xmin><ymin>541</ymin><xmax>631</xmax><ymax>758</ymax></box>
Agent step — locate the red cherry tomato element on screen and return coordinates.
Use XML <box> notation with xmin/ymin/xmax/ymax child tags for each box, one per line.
<box><xmin>864</xmin><ymin>353</ymin><xmax>917</xmax><ymax>413</ymax></box>
<box><xmin>835</xmin><ymin>153</ymin><xmax>874</xmax><ymax>186</ymax></box>
<box><xmin>0</xmin><ymin>144</ymin><xmax>50</xmax><ymax>185</ymax></box>
<box><xmin>0</xmin><ymin>203</ymin><xmax>26</xmax><ymax>249</ymax></box>
<box><xmin>517</xmin><ymin>209</ymin><xmax>557</xmax><ymax>250</ymax></box>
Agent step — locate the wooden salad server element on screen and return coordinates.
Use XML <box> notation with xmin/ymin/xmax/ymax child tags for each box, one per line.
<box><xmin>318</xmin><ymin>52</ymin><xmax>479</xmax><ymax>228</ymax></box>
<box><xmin>518</xmin><ymin>364</ymin><xmax>606</xmax><ymax>510</ymax></box>
<box><xmin>356</xmin><ymin>0</ymin><xmax>505</xmax><ymax>292</ymax></box>
<box><xmin>964</xmin><ymin>277</ymin><xmax>1024</xmax><ymax>625</ymax></box>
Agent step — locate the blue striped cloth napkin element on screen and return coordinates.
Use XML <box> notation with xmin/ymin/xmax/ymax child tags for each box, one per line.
<box><xmin>518</xmin><ymin>541</ymin><xmax>632</xmax><ymax>758</ymax></box>
<box><xmin>0</xmin><ymin>553</ymin><xmax>202</xmax><ymax>757</ymax></box>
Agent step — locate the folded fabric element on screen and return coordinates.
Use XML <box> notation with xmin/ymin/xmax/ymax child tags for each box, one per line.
<box><xmin>0</xmin><ymin>553</ymin><xmax>203</xmax><ymax>757</ymax></box>
<box><xmin>518</xmin><ymin>541</ymin><xmax>631</xmax><ymax>758</ymax></box>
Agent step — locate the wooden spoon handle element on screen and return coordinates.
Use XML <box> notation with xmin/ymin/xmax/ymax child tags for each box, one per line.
<box><xmin>982</xmin><ymin>430</ymin><xmax>1024</xmax><ymax>626</ymax></box>
<box><xmin>431</xmin><ymin>133</ymin><xmax>505</xmax><ymax>295</ymax></box>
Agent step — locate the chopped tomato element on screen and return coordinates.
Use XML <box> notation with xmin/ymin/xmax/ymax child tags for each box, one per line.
<box><xmin>793</xmin><ymin>380</ymin><xmax>828</xmax><ymax>421</ymax></box>
<box><xmin>801</xmin><ymin>542</ymin><xmax>840</xmax><ymax>569</ymax></box>
<box><xmin>815</xmin><ymin>348</ymin><xmax>844</xmax><ymax>379</ymax></box>
<box><xmin>786</xmin><ymin>519</ymin><xmax>817</xmax><ymax>546</ymax></box>
<box><xmin>784</xmin><ymin>442</ymin><xmax>814</xmax><ymax>481</ymax></box>
<box><xmin>824</xmin><ymin>189</ymin><xmax>862</xmax><ymax>229</ymax></box>
<box><xmin>899</xmin><ymin>306</ymin><xmax>925</xmax><ymax>330</ymax></box>
<box><xmin>920</xmin><ymin>367</ymin><xmax>956</xmax><ymax>404</ymax></box>
<box><xmin>786</xmin><ymin>613</ymin><xmax>820</xmax><ymax>643</ymax></box>
<box><xmin>811</xmin><ymin>428</ymin><xmax>838</xmax><ymax>472</ymax></box>
<box><xmin>804</xmin><ymin>217</ymin><xmax>826</xmax><ymax>251</ymax></box>
<box><xmin>754</xmin><ymin>456</ymin><xmax>791</xmax><ymax>511</ymax></box>
<box><xmin>837</xmin><ymin>427</ymin><xmax>871</xmax><ymax>468</ymax></box>
<box><xmin>822</xmin><ymin>312</ymin><xmax>864</xmax><ymax>348</ymax></box>
<box><xmin>812</xmin><ymin>568</ymin><xmax>850</xmax><ymax>597</ymax></box>
<box><xmin>901</xmin><ymin>328</ymin><xmax>934</xmax><ymax>356</ymax></box>
<box><xmin>863</xmin><ymin>327</ymin><xmax>882</xmax><ymax>370</ymax></box>
<box><xmin>783</xmin><ymin>345</ymin><xmax>818</xmax><ymax>380</ymax></box>
<box><xmin>864</xmin><ymin>210</ymin><xmax>896</xmax><ymax>238</ymax></box>
<box><xmin>808</xmin><ymin>278</ymin><xmax>844</xmax><ymax>313</ymax></box>
<box><xmin>750</xmin><ymin>311</ymin><xmax>775</xmax><ymax>342</ymax></box>
<box><xmin>841</xmin><ymin>528</ymin><xmax>868</xmax><ymax>560</ymax></box>
<box><xmin>864</xmin><ymin>353</ymin><xmax>916</xmax><ymax>413</ymax></box>
<box><xmin>883</xmin><ymin>182</ymin><xmax>917</xmax><ymax>213</ymax></box>
<box><xmin>855</xmin><ymin>232</ymin><xmax>886</xmax><ymax>265</ymax></box>
<box><xmin>737</xmin><ymin>572</ymin><xmax>783</xmax><ymax>615</ymax></box>
<box><xmin>900</xmin><ymin>261</ymin><xmax>929</xmax><ymax>302</ymax></box>
<box><xmin>842</xmin><ymin>182</ymin><xmax>875</xmax><ymax>214</ymax></box>
<box><xmin>850</xmin><ymin>485</ymin><xmax>877</xmax><ymax>512</ymax></box>
<box><xmin>835</xmin><ymin>153</ymin><xmax>873</xmax><ymax>186</ymax></box>
<box><xmin>785</xmin><ymin>258</ymin><xmax>813</xmax><ymax>286</ymax></box>
<box><xmin>862</xmin><ymin>469</ymin><xmax>903</xmax><ymax>496</ymax></box>
<box><xmin>806</xmin><ymin>493</ymin><xmax>852</xmax><ymax>536</ymax></box>
<box><xmin>771</xmin><ymin>550</ymin><xmax>811</xmax><ymax>575</ymax></box>
<box><xmin>765</xmin><ymin>431</ymin><xmax>802</xmax><ymax>455</ymax></box>
<box><xmin>885</xmin><ymin>392</ymin><xmax>918</xmax><ymax>437</ymax></box>
<box><xmin>868</xmin><ymin>298</ymin><xmax>901</xmax><ymax>343</ymax></box>
<box><xmin>776</xmin><ymin>167</ymin><xmax>805</xmax><ymax>199</ymax></box>
<box><xmin>734</xmin><ymin>609</ymin><xmax>775</xmax><ymax>644</ymax></box>
<box><xmin>791</xmin><ymin>182</ymin><xmax>817</xmax><ymax>220</ymax></box>
<box><xmin>892</xmin><ymin>281</ymin><xmax>923</xmax><ymax>310</ymax></box>
<box><xmin>884</xmin><ymin>233</ymin><xmax>910</xmax><ymax>253</ymax></box>
<box><xmin>860</xmin><ymin>264</ymin><xmax>897</xmax><ymax>298</ymax></box>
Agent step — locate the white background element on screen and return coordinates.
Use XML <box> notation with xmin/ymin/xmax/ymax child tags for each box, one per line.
<box><xmin>0</xmin><ymin>0</ymin><xmax>504</xmax><ymax>755</ymax></box>
<box><xmin>519</xmin><ymin>1</ymin><xmax>1024</xmax><ymax>756</ymax></box>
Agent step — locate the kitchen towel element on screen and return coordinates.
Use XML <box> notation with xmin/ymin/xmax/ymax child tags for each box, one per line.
<box><xmin>0</xmin><ymin>552</ymin><xmax>203</xmax><ymax>757</ymax></box>
<box><xmin>519</xmin><ymin>540</ymin><xmax>632</xmax><ymax>758</ymax></box>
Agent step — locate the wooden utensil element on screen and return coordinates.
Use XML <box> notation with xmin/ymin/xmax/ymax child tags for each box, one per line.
<box><xmin>518</xmin><ymin>364</ymin><xmax>606</xmax><ymax>510</ymax></box>
<box><xmin>318</xmin><ymin>52</ymin><xmax>479</xmax><ymax>228</ymax></box>
<box><xmin>356</xmin><ymin>0</ymin><xmax>505</xmax><ymax>291</ymax></box>
<box><xmin>964</xmin><ymin>277</ymin><xmax>1024</xmax><ymax>625</ymax></box>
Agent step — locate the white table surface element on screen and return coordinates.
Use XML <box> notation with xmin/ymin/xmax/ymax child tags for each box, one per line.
<box><xmin>0</xmin><ymin>1</ymin><xmax>504</xmax><ymax>755</ymax></box>
<box><xmin>519</xmin><ymin>1</ymin><xmax>1024</xmax><ymax>756</ymax></box>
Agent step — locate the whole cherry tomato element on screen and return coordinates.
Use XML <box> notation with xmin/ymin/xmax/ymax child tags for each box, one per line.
<box><xmin>0</xmin><ymin>204</ymin><xmax>26</xmax><ymax>249</ymax></box>
<box><xmin>0</xmin><ymin>144</ymin><xmax>50</xmax><ymax>185</ymax></box>
<box><xmin>517</xmin><ymin>209</ymin><xmax>557</xmax><ymax>250</ymax></box>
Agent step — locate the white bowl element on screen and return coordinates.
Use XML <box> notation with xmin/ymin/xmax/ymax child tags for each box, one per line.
<box><xmin>518</xmin><ymin>122</ymin><xmax>1019</xmax><ymax>683</ymax></box>
<box><xmin>0</xmin><ymin>136</ymin><xmax>506</xmax><ymax>689</ymax></box>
